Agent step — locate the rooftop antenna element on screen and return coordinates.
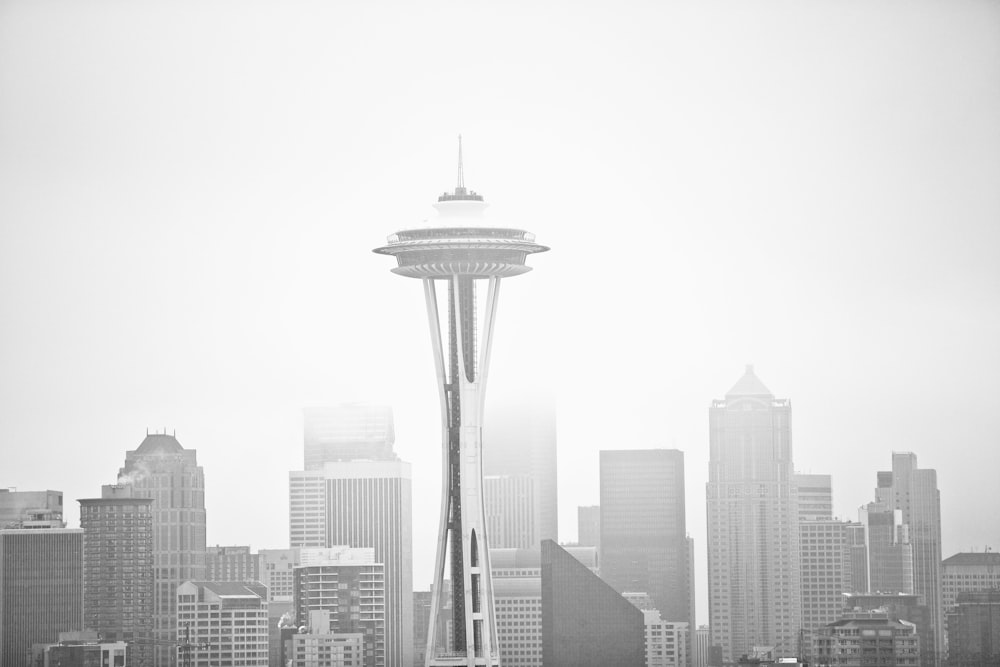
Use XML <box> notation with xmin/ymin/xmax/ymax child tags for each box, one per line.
<box><xmin>457</xmin><ymin>134</ymin><xmax>465</xmax><ymax>192</ymax></box>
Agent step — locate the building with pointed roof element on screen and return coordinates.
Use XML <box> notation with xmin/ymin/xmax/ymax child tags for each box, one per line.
<box><xmin>706</xmin><ymin>366</ymin><xmax>801</xmax><ymax>662</ymax></box>
<box><xmin>119</xmin><ymin>431</ymin><xmax>206</xmax><ymax>667</ymax></box>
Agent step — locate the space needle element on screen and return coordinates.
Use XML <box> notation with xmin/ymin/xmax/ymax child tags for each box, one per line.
<box><xmin>374</xmin><ymin>139</ymin><xmax>547</xmax><ymax>666</ymax></box>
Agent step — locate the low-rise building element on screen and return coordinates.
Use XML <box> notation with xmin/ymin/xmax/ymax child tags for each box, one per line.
<box><xmin>812</xmin><ymin>610</ymin><xmax>918</xmax><ymax>666</ymax></box>
<box><xmin>176</xmin><ymin>581</ymin><xmax>269</xmax><ymax>667</ymax></box>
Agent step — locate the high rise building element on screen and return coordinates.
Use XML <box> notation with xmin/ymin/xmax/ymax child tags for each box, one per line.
<box><xmin>0</xmin><ymin>526</ymin><xmax>84</xmax><ymax>667</ymax></box>
<box><xmin>293</xmin><ymin>547</ymin><xmax>385</xmax><ymax>667</ymax></box>
<box><xmin>540</xmin><ymin>539</ymin><xmax>645</xmax><ymax>667</ymax></box>
<box><xmin>289</xmin><ymin>461</ymin><xmax>411</xmax><ymax>667</ymax></box>
<box><xmin>0</xmin><ymin>488</ymin><xmax>63</xmax><ymax>528</ymax></box>
<box><xmin>177</xmin><ymin>581</ymin><xmax>269</xmax><ymax>667</ymax></box>
<box><xmin>600</xmin><ymin>449</ymin><xmax>692</xmax><ymax>634</ymax></box>
<box><xmin>484</xmin><ymin>474</ymin><xmax>536</xmax><ymax>549</ymax></box>
<box><xmin>413</xmin><ymin>591</ymin><xmax>433</xmax><ymax>667</ymax></box>
<box><xmin>304</xmin><ymin>404</ymin><xmax>396</xmax><ymax>470</ymax></box>
<box><xmin>706</xmin><ymin>366</ymin><xmax>800</xmax><ymax>661</ymax></box>
<box><xmin>79</xmin><ymin>484</ymin><xmax>154</xmax><ymax>667</ymax></box>
<box><xmin>692</xmin><ymin>626</ymin><xmax>711</xmax><ymax>667</ymax></box>
<box><xmin>374</xmin><ymin>141</ymin><xmax>548</xmax><ymax>667</ymax></box>
<box><xmin>870</xmin><ymin>453</ymin><xmax>943</xmax><ymax>667</ymax></box>
<box><xmin>484</xmin><ymin>394</ymin><xmax>558</xmax><ymax>545</ymax></box>
<box><xmin>577</xmin><ymin>505</ymin><xmax>600</xmax><ymax>548</ymax></box>
<box><xmin>945</xmin><ymin>590</ymin><xmax>1000</xmax><ymax>667</ymax></box>
<box><xmin>261</xmin><ymin>547</ymin><xmax>301</xmax><ymax>602</ymax></box>
<box><xmin>860</xmin><ymin>504</ymin><xmax>914</xmax><ymax>594</ymax></box>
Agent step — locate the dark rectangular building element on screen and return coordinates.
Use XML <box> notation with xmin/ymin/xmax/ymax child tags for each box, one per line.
<box><xmin>600</xmin><ymin>449</ymin><xmax>691</xmax><ymax>627</ymax></box>
<box><xmin>0</xmin><ymin>528</ymin><xmax>84</xmax><ymax>667</ymax></box>
<box><xmin>79</xmin><ymin>485</ymin><xmax>154</xmax><ymax>667</ymax></box>
<box><xmin>541</xmin><ymin>539</ymin><xmax>644</xmax><ymax>667</ymax></box>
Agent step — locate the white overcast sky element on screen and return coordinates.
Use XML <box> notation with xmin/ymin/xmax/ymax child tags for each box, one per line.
<box><xmin>1</xmin><ymin>0</ymin><xmax>998</xmax><ymax>623</ymax></box>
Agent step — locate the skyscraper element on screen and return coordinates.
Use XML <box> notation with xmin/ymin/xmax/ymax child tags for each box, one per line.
<box><xmin>0</xmin><ymin>526</ymin><xmax>84</xmax><ymax>667</ymax></box>
<box><xmin>484</xmin><ymin>394</ymin><xmax>558</xmax><ymax>545</ymax></box>
<box><xmin>304</xmin><ymin>404</ymin><xmax>396</xmax><ymax>470</ymax></box>
<box><xmin>118</xmin><ymin>432</ymin><xmax>207</xmax><ymax>667</ymax></box>
<box><xmin>576</xmin><ymin>505</ymin><xmax>600</xmax><ymax>548</ymax></box>
<box><xmin>871</xmin><ymin>453</ymin><xmax>943</xmax><ymax>667</ymax></box>
<box><xmin>483</xmin><ymin>474</ymin><xmax>536</xmax><ymax>549</ymax></box>
<box><xmin>289</xmin><ymin>460</ymin><xmax>412</xmax><ymax>667</ymax></box>
<box><xmin>540</xmin><ymin>539</ymin><xmax>645</xmax><ymax>667</ymax></box>
<box><xmin>294</xmin><ymin>547</ymin><xmax>386</xmax><ymax>667</ymax></box>
<box><xmin>79</xmin><ymin>484</ymin><xmax>154</xmax><ymax>667</ymax></box>
<box><xmin>374</xmin><ymin>141</ymin><xmax>548</xmax><ymax>667</ymax></box>
<box><xmin>600</xmin><ymin>449</ymin><xmax>692</xmax><ymax>633</ymax></box>
<box><xmin>706</xmin><ymin>366</ymin><xmax>801</xmax><ymax>661</ymax></box>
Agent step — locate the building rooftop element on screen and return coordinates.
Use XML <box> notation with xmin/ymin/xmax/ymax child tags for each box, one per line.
<box><xmin>134</xmin><ymin>433</ymin><xmax>184</xmax><ymax>454</ymax></box>
<box><xmin>943</xmin><ymin>552</ymin><xmax>1000</xmax><ymax>567</ymax></box>
<box><xmin>726</xmin><ymin>364</ymin><xmax>774</xmax><ymax>398</ymax></box>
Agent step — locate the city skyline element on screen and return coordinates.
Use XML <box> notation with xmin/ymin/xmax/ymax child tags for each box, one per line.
<box><xmin>1</xmin><ymin>0</ymin><xmax>999</xmax><ymax>638</ymax></box>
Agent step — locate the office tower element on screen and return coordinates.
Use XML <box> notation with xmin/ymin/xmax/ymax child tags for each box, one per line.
<box><xmin>577</xmin><ymin>505</ymin><xmax>600</xmax><ymax>548</ymax></box>
<box><xmin>706</xmin><ymin>366</ymin><xmax>800</xmax><ymax>662</ymax></box>
<box><xmin>642</xmin><ymin>610</ymin><xmax>688</xmax><ymax>667</ymax></box>
<box><xmin>177</xmin><ymin>581</ymin><xmax>269</xmax><ymax>667</ymax></box>
<box><xmin>294</xmin><ymin>547</ymin><xmax>385</xmax><ymax>667</ymax></box>
<box><xmin>289</xmin><ymin>610</ymin><xmax>366</xmax><ymax>667</ymax></box>
<box><xmin>946</xmin><ymin>590</ymin><xmax>1000</xmax><ymax>667</ymax></box>
<box><xmin>490</xmin><ymin>545</ymin><xmax>597</xmax><ymax>667</ymax></box>
<box><xmin>79</xmin><ymin>485</ymin><xmax>154</xmax><ymax>667</ymax></box>
<box><xmin>540</xmin><ymin>539</ymin><xmax>645</xmax><ymax>667</ymax></box>
<box><xmin>484</xmin><ymin>393</ymin><xmax>558</xmax><ymax>545</ymax></box>
<box><xmin>289</xmin><ymin>461</ymin><xmax>411</xmax><ymax>667</ymax></box>
<box><xmin>600</xmin><ymin>449</ymin><xmax>692</xmax><ymax>638</ymax></box>
<box><xmin>798</xmin><ymin>520</ymin><xmax>853</xmax><ymax>638</ymax></box>
<box><xmin>304</xmin><ymin>404</ymin><xmax>396</xmax><ymax>470</ymax></box>
<box><xmin>871</xmin><ymin>453</ymin><xmax>943</xmax><ymax>667</ymax></box>
<box><xmin>0</xmin><ymin>488</ymin><xmax>63</xmax><ymax>527</ymax></box>
<box><xmin>374</xmin><ymin>142</ymin><xmax>548</xmax><ymax>667</ymax></box>
<box><xmin>792</xmin><ymin>474</ymin><xmax>833</xmax><ymax>522</ymax></box>
<box><xmin>845</xmin><ymin>522</ymin><xmax>869</xmax><ymax>593</ymax></box>
<box><xmin>207</xmin><ymin>545</ymin><xmax>262</xmax><ymax>583</ymax></box>
<box><xmin>860</xmin><ymin>505</ymin><xmax>914</xmax><ymax>593</ymax></box>
<box><xmin>813</xmin><ymin>611</ymin><xmax>919</xmax><ymax>667</ymax></box>
<box><xmin>119</xmin><ymin>431</ymin><xmax>206</xmax><ymax>667</ymax></box>
<box><xmin>37</xmin><ymin>631</ymin><xmax>128</xmax><ymax>667</ymax></box>
<box><xmin>0</xmin><ymin>526</ymin><xmax>84</xmax><ymax>666</ymax></box>
<box><xmin>484</xmin><ymin>474</ymin><xmax>536</xmax><ymax>549</ymax></box>
<box><xmin>413</xmin><ymin>591</ymin><xmax>433</xmax><ymax>667</ymax></box>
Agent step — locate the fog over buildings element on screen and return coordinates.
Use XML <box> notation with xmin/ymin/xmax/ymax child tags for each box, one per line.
<box><xmin>0</xmin><ymin>1</ymin><xmax>999</xmax><ymax>663</ymax></box>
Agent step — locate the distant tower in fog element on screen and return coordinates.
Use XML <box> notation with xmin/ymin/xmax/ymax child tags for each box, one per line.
<box><xmin>577</xmin><ymin>505</ymin><xmax>600</xmax><ymax>548</ymax></box>
<box><xmin>119</xmin><ymin>432</ymin><xmax>206</xmax><ymax>667</ymax></box>
<box><xmin>304</xmin><ymin>403</ymin><xmax>397</xmax><ymax>469</ymax></box>
<box><xmin>600</xmin><ymin>449</ymin><xmax>692</xmax><ymax>634</ymax></box>
<box><xmin>869</xmin><ymin>453</ymin><xmax>943</xmax><ymax>667</ymax></box>
<box><xmin>485</xmin><ymin>394</ymin><xmax>558</xmax><ymax>545</ymax></box>
<box><xmin>706</xmin><ymin>366</ymin><xmax>800</xmax><ymax>662</ymax></box>
<box><xmin>374</xmin><ymin>140</ymin><xmax>548</xmax><ymax>667</ymax></box>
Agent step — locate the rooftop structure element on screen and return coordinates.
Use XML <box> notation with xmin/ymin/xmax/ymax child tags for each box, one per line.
<box><xmin>374</xmin><ymin>140</ymin><xmax>547</xmax><ymax>667</ymax></box>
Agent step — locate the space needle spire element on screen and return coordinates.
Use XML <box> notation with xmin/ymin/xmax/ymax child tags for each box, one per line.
<box><xmin>375</xmin><ymin>141</ymin><xmax>547</xmax><ymax>667</ymax></box>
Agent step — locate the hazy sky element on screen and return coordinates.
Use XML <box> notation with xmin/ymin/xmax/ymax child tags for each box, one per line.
<box><xmin>1</xmin><ymin>0</ymin><xmax>998</xmax><ymax>624</ymax></box>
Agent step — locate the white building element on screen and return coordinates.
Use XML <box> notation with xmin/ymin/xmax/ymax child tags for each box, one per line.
<box><xmin>289</xmin><ymin>610</ymin><xmax>366</xmax><ymax>667</ymax></box>
<box><xmin>643</xmin><ymin>610</ymin><xmax>688</xmax><ymax>667</ymax></box>
<box><xmin>289</xmin><ymin>460</ymin><xmax>412</xmax><ymax>667</ymax></box>
<box><xmin>176</xmin><ymin>581</ymin><xmax>269</xmax><ymax>667</ymax></box>
<box><xmin>484</xmin><ymin>474</ymin><xmax>536</xmax><ymax>549</ymax></box>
